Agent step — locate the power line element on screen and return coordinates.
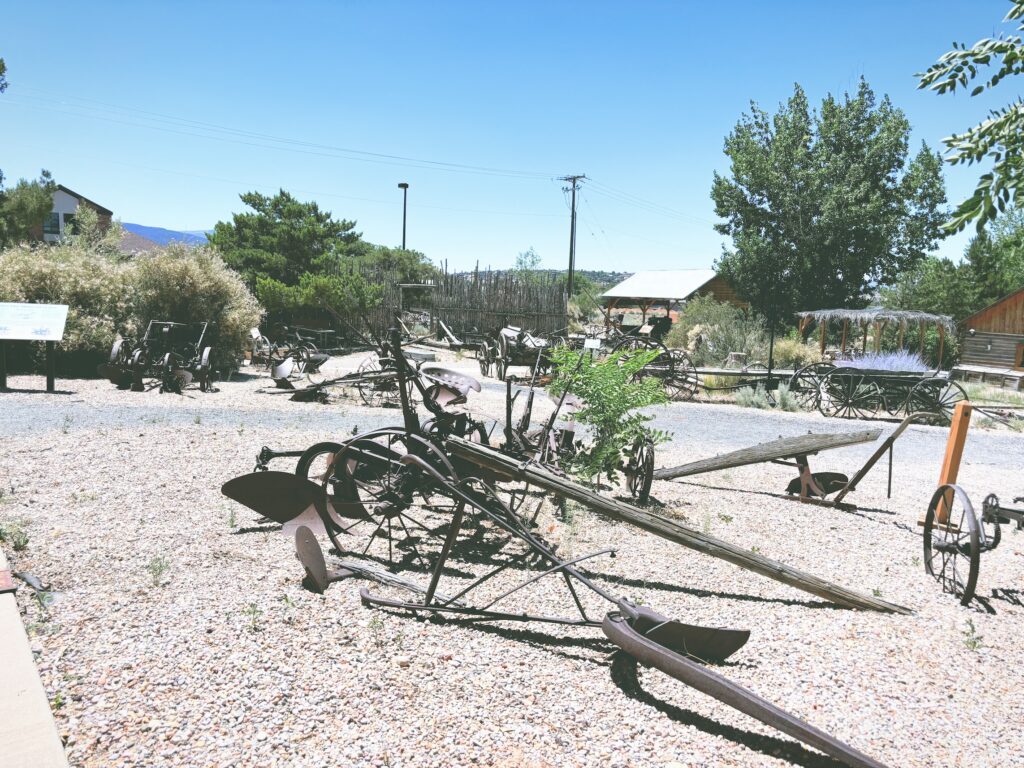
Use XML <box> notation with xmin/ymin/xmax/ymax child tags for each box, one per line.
<box><xmin>3</xmin><ymin>90</ymin><xmax>558</xmax><ymax>180</ymax></box>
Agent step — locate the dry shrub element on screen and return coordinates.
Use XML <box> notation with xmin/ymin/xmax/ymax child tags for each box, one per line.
<box><xmin>0</xmin><ymin>241</ymin><xmax>261</xmax><ymax>375</ymax></box>
<box><xmin>771</xmin><ymin>337</ymin><xmax>821</xmax><ymax>369</ymax></box>
<box><xmin>0</xmin><ymin>242</ymin><xmax>132</xmax><ymax>373</ymax></box>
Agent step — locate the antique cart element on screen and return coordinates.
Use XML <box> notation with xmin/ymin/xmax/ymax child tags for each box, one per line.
<box><xmin>105</xmin><ymin>320</ymin><xmax>214</xmax><ymax>393</ymax></box>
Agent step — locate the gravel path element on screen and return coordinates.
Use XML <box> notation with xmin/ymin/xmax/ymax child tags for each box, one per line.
<box><xmin>2</xmin><ymin>350</ymin><xmax>1023</xmax><ymax>768</ymax></box>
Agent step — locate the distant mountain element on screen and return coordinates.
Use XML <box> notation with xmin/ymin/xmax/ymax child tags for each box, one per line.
<box><xmin>122</xmin><ymin>223</ymin><xmax>208</xmax><ymax>247</ymax></box>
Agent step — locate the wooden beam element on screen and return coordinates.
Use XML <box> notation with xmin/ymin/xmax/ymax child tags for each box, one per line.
<box><xmin>446</xmin><ymin>437</ymin><xmax>911</xmax><ymax>614</ymax></box>
<box><xmin>862</xmin><ymin>322</ymin><xmax>869</xmax><ymax>354</ymax></box>
<box><xmin>934</xmin><ymin>402</ymin><xmax>972</xmax><ymax>524</ymax></box>
<box><xmin>874</xmin><ymin>321</ymin><xmax>883</xmax><ymax>353</ymax></box>
<box><xmin>897</xmin><ymin>319</ymin><xmax>905</xmax><ymax>350</ymax></box>
<box><xmin>653</xmin><ymin>430</ymin><xmax>882</xmax><ymax>480</ymax></box>
<box><xmin>819</xmin><ymin>320</ymin><xmax>827</xmax><ymax>355</ymax></box>
<box><xmin>840</xmin><ymin>320</ymin><xmax>848</xmax><ymax>356</ymax></box>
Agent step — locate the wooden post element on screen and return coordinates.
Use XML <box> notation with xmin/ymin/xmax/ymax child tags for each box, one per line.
<box><xmin>919</xmin><ymin>323</ymin><xmax>925</xmax><ymax>356</ymax></box>
<box><xmin>897</xmin><ymin>319</ymin><xmax>905</xmax><ymax>350</ymax></box>
<box><xmin>874</xmin><ymin>321</ymin><xmax>883</xmax><ymax>353</ymax></box>
<box><xmin>0</xmin><ymin>341</ymin><xmax>6</xmax><ymax>391</ymax></box>
<box><xmin>937</xmin><ymin>324</ymin><xmax>945</xmax><ymax>367</ymax></box>
<box><xmin>819</xmin><ymin>320</ymin><xmax>827</xmax><ymax>356</ymax></box>
<box><xmin>840</xmin><ymin>320</ymin><xmax>848</xmax><ymax>356</ymax></box>
<box><xmin>862</xmin><ymin>322</ymin><xmax>869</xmax><ymax>354</ymax></box>
<box><xmin>931</xmin><ymin>401</ymin><xmax>972</xmax><ymax>524</ymax></box>
<box><xmin>45</xmin><ymin>341</ymin><xmax>56</xmax><ymax>394</ymax></box>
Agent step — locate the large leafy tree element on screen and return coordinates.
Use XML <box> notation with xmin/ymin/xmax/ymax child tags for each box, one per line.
<box><xmin>712</xmin><ymin>80</ymin><xmax>947</xmax><ymax>326</ymax></box>
<box><xmin>208</xmin><ymin>189</ymin><xmax>362</xmax><ymax>288</ymax></box>
<box><xmin>918</xmin><ymin>0</ymin><xmax>1024</xmax><ymax>232</ymax></box>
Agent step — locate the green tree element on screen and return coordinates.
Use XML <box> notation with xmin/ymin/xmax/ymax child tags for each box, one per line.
<box><xmin>964</xmin><ymin>208</ymin><xmax>1024</xmax><ymax>305</ymax></box>
<box><xmin>207</xmin><ymin>189</ymin><xmax>361</xmax><ymax>288</ymax></box>
<box><xmin>917</xmin><ymin>0</ymin><xmax>1024</xmax><ymax>232</ymax></box>
<box><xmin>0</xmin><ymin>170</ymin><xmax>56</xmax><ymax>248</ymax></box>
<box><xmin>712</xmin><ymin>80</ymin><xmax>947</xmax><ymax>326</ymax></box>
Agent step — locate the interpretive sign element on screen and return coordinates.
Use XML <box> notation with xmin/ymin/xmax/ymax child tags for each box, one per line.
<box><xmin>0</xmin><ymin>303</ymin><xmax>69</xmax><ymax>342</ymax></box>
<box><xmin>0</xmin><ymin>303</ymin><xmax>69</xmax><ymax>393</ymax></box>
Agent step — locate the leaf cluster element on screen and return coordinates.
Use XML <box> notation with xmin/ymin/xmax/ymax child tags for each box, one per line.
<box><xmin>548</xmin><ymin>347</ymin><xmax>669</xmax><ymax>482</ymax></box>
<box><xmin>917</xmin><ymin>0</ymin><xmax>1024</xmax><ymax>231</ymax></box>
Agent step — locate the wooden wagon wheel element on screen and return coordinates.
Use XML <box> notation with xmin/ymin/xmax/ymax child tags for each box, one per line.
<box><xmin>478</xmin><ymin>341</ymin><xmax>492</xmax><ymax>378</ymax></box>
<box><xmin>817</xmin><ymin>369</ymin><xmax>881</xmax><ymax>420</ymax></box>
<box><xmin>663</xmin><ymin>349</ymin><xmax>699</xmax><ymax>401</ymax></box>
<box><xmin>495</xmin><ymin>334</ymin><xmax>510</xmax><ymax>381</ymax></box>
<box><xmin>924</xmin><ymin>483</ymin><xmax>981</xmax><ymax>606</ymax></box>
<box><xmin>906</xmin><ymin>378</ymin><xmax>968</xmax><ymax>425</ymax></box>
<box><xmin>787</xmin><ymin>362</ymin><xmax>835</xmax><ymax>410</ymax></box>
<box><xmin>611</xmin><ymin>337</ymin><xmax>674</xmax><ymax>386</ymax></box>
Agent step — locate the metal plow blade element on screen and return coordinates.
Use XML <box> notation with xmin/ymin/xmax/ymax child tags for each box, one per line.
<box><xmin>221</xmin><ymin>471</ymin><xmax>323</xmax><ymax>524</ymax></box>
<box><xmin>603</xmin><ymin>612</ymin><xmax>886</xmax><ymax>768</ymax></box>
<box><xmin>626</xmin><ymin>605</ymin><xmax>749</xmax><ymax>663</ymax></box>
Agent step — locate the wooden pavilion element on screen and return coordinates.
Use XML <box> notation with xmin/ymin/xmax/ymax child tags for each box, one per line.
<box><xmin>795</xmin><ymin>308</ymin><xmax>955</xmax><ymax>365</ymax></box>
<box><xmin>600</xmin><ymin>270</ymin><xmax>745</xmax><ymax>327</ymax></box>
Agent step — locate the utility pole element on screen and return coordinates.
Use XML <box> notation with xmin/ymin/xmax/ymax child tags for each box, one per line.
<box><xmin>560</xmin><ymin>174</ymin><xmax>586</xmax><ymax>297</ymax></box>
<box><xmin>397</xmin><ymin>182</ymin><xmax>409</xmax><ymax>249</ymax></box>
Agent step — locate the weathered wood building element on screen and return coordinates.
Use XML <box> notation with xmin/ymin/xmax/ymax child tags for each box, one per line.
<box><xmin>959</xmin><ymin>288</ymin><xmax>1024</xmax><ymax>380</ymax></box>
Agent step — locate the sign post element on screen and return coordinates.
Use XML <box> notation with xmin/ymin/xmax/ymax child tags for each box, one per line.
<box><xmin>0</xmin><ymin>303</ymin><xmax>70</xmax><ymax>394</ymax></box>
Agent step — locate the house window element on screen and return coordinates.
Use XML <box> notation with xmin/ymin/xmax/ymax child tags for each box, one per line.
<box><xmin>63</xmin><ymin>213</ymin><xmax>76</xmax><ymax>235</ymax></box>
<box><xmin>42</xmin><ymin>212</ymin><xmax>60</xmax><ymax>235</ymax></box>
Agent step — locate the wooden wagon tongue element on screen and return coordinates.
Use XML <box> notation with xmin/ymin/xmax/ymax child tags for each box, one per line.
<box><xmin>603</xmin><ymin>610</ymin><xmax>888</xmax><ymax>768</ymax></box>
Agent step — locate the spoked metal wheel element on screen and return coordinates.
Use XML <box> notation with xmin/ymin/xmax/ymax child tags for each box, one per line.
<box><xmin>356</xmin><ymin>354</ymin><xmax>403</xmax><ymax>408</ymax></box>
<box><xmin>924</xmin><ymin>483</ymin><xmax>981</xmax><ymax>606</ymax></box>
<box><xmin>321</xmin><ymin>429</ymin><xmax>463</xmax><ymax>569</ymax></box>
<box><xmin>130</xmin><ymin>348</ymin><xmax>149</xmax><ymax>391</ymax></box>
<box><xmin>907</xmin><ymin>378</ymin><xmax>968</xmax><ymax>425</ymax></box>
<box><xmin>663</xmin><ymin>349</ymin><xmax>699</xmax><ymax>401</ymax></box>
<box><xmin>624</xmin><ymin>436</ymin><xmax>655</xmax><ymax>504</ymax></box>
<box><xmin>817</xmin><ymin>369</ymin><xmax>881</xmax><ymax>419</ymax></box>
<box><xmin>787</xmin><ymin>362</ymin><xmax>835</xmax><ymax>411</ymax></box>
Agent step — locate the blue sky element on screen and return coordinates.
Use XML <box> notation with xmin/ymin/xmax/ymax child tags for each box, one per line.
<box><xmin>0</xmin><ymin>1</ymin><xmax>1015</xmax><ymax>271</ymax></box>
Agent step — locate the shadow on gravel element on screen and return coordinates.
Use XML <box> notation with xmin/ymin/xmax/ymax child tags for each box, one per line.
<box><xmin>582</xmin><ymin>569</ymin><xmax>841</xmax><ymax>611</ymax></box>
<box><xmin>0</xmin><ymin>387</ymin><xmax>76</xmax><ymax>395</ymax></box>
<box><xmin>609</xmin><ymin>652</ymin><xmax>846</xmax><ymax>768</ymax></box>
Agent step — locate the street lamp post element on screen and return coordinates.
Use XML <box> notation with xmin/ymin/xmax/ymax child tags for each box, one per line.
<box><xmin>397</xmin><ymin>182</ymin><xmax>409</xmax><ymax>249</ymax></box>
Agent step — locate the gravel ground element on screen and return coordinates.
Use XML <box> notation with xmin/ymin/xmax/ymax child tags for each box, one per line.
<box><xmin>2</xmin><ymin>349</ymin><xmax>1023</xmax><ymax>768</ymax></box>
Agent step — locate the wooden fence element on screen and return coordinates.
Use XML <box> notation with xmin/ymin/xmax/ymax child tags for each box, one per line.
<box><xmin>430</xmin><ymin>269</ymin><xmax>568</xmax><ymax>338</ymax></box>
<box><xmin>280</xmin><ymin>265</ymin><xmax>568</xmax><ymax>344</ymax></box>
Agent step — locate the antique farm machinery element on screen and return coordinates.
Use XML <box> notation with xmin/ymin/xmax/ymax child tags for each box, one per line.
<box><xmin>478</xmin><ymin>325</ymin><xmax>561</xmax><ymax>381</ymax></box>
<box><xmin>923</xmin><ymin>487</ymin><xmax>1024</xmax><ymax>606</ymax></box>
<box><xmin>102</xmin><ymin>320</ymin><xmax>215</xmax><ymax>393</ymax></box>
<box><xmin>221</xmin><ymin>331</ymin><xmax>905</xmax><ymax>768</ymax></box>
